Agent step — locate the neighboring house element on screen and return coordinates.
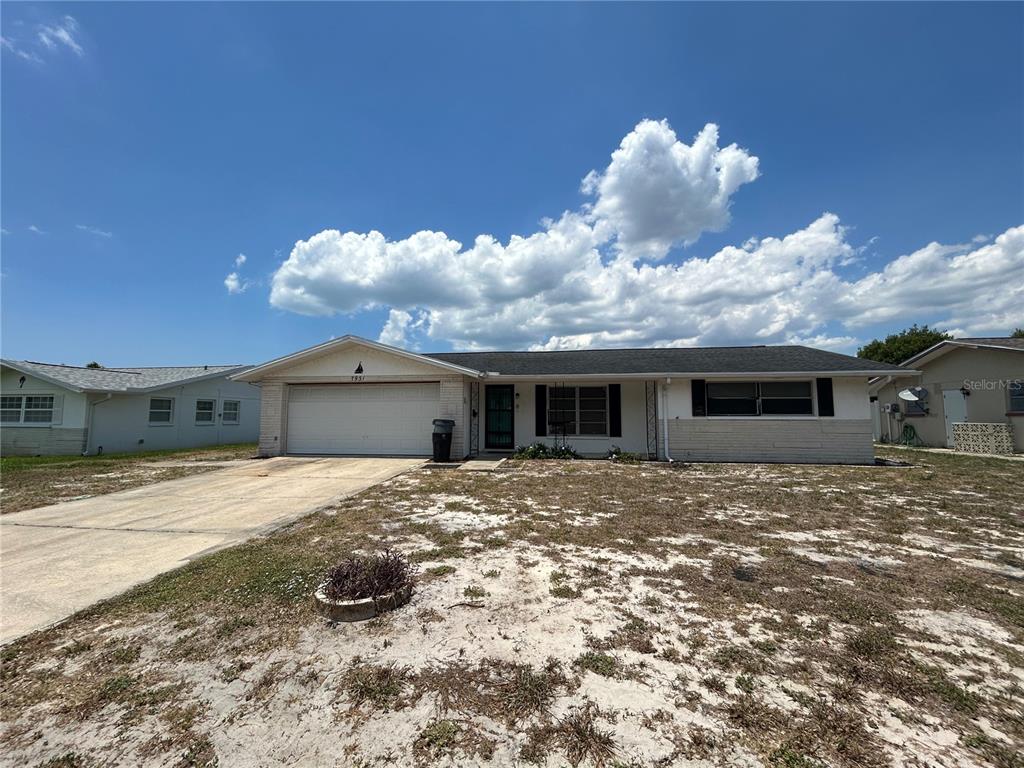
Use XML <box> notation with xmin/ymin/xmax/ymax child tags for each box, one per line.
<box><xmin>233</xmin><ymin>336</ymin><xmax>905</xmax><ymax>464</ymax></box>
<box><xmin>0</xmin><ymin>361</ymin><xmax>260</xmax><ymax>456</ymax></box>
<box><xmin>869</xmin><ymin>337</ymin><xmax>1024</xmax><ymax>452</ymax></box>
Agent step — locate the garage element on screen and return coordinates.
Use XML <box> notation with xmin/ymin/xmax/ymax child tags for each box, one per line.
<box><xmin>286</xmin><ymin>383</ymin><xmax>440</xmax><ymax>455</ymax></box>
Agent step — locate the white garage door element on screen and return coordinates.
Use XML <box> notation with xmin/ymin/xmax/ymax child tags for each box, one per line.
<box><xmin>287</xmin><ymin>383</ymin><xmax>440</xmax><ymax>455</ymax></box>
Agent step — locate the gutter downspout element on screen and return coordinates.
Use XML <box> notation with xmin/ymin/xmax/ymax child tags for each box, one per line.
<box><xmin>85</xmin><ymin>393</ymin><xmax>113</xmax><ymax>455</ymax></box>
<box><xmin>661</xmin><ymin>378</ymin><xmax>673</xmax><ymax>463</ymax></box>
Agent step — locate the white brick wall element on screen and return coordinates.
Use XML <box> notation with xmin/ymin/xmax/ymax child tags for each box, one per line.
<box><xmin>1</xmin><ymin>427</ymin><xmax>88</xmax><ymax>456</ymax></box>
<box><xmin>439</xmin><ymin>375</ymin><xmax>468</xmax><ymax>458</ymax></box>
<box><xmin>665</xmin><ymin>418</ymin><xmax>874</xmax><ymax>464</ymax></box>
<box><xmin>258</xmin><ymin>382</ymin><xmax>287</xmax><ymax>457</ymax></box>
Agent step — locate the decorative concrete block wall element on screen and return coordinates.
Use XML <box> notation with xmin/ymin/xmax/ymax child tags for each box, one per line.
<box><xmin>952</xmin><ymin>422</ymin><xmax>1015</xmax><ymax>455</ymax></box>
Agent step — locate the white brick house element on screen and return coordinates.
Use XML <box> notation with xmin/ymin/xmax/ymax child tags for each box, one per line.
<box><xmin>234</xmin><ymin>336</ymin><xmax>907</xmax><ymax>464</ymax></box>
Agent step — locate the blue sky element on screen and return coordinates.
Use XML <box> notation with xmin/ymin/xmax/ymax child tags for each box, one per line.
<box><xmin>2</xmin><ymin>2</ymin><xmax>1021</xmax><ymax>366</ymax></box>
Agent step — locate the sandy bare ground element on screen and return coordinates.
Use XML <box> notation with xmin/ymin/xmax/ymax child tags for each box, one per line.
<box><xmin>1</xmin><ymin>448</ymin><xmax>1021</xmax><ymax>767</ymax></box>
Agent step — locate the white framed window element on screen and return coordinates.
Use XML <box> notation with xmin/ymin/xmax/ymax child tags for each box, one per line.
<box><xmin>222</xmin><ymin>400</ymin><xmax>240</xmax><ymax>424</ymax></box>
<box><xmin>547</xmin><ymin>386</ymin><xmax>608</xmax><ymax>436</ymax></box>
<box><xmin>195</xmin><ymin>399</ymin><xmax>216</xmax><ymax>424</ymax></box>
<box><xmin>149</xmin><ymin>397</ymin><xmax>174</xmax><ymax>424</ymax></box>
<box><xmin>1</xmin><ymin>396</ymin><xmax>24</xmax><ymax>423</ymax></box>
<box><xmin>1</xmin><ymin>395</ymin><xmax>55</xmax><ymax>424</ymax></box>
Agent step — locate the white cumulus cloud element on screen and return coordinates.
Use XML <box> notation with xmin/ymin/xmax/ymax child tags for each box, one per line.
<box><xmin>582</xmin><ymin>120</ymin><xmax>759</xmax><ymax>258</ymax></box>
<box><xmin>235</xmin><ymin>253</ymin><xmax>247</xmax><ymax>268</ymax></box>
<box><xmin>224</xmin><ymin>272</ymin><xmax>246</xmax><ymax>295</ymax></box>
<box><xmin>268</xmin><ymin>118</ymin><xmax>1024</xmax><ymax>351</ymax></box>
<box><xmin>378</xmin><ymin>309</ymin><xmax>414</xmax><ymax>348</ymax></box>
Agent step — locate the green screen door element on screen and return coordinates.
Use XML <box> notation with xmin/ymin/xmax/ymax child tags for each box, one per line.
<box><xmin>485</xmin><ymin>385</ymin><xmax>514</xmax><ymax>449</ymax></box>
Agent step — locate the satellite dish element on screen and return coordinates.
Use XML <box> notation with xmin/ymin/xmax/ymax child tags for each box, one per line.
<box><xmin>898</xmin><ymin>386</ymin><xmax>929</xmax><ymax>402</ymax></box>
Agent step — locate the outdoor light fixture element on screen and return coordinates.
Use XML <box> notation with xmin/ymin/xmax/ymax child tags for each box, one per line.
<box><xmin>959</xmin><ymin>386</ymin><xmax>971</xmax><ymax>397</ymax></box>
<box><xmin>18</xmin><ymin>376</ymin><xmax>25</xmax><ymax>388</ymax></box>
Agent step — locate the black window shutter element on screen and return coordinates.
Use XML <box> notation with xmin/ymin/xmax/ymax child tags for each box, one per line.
<box><xmin>691</xmin><ymin>379</ymin><xmax>707</xmax><ymax>417</ymax></box>
<box><xmin>535</xmin><ymin>385</ymin><xmax>547</xmax><ymax>436</ymax></box>
<box><xmin>816</xmin><ymin>378</ymin><xmax>835</xmax><ymax>417</ymax></box>
<box><xmin>608</xmin><ymin>384</ymin><xmax>622</xmax><ymax>437</ymax></box>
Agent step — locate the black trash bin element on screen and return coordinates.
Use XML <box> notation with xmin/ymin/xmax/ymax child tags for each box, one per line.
<box><xmin>431</xmin><ymin>419</ymin><xmax>455</xmax><ymax>462</ymax></box>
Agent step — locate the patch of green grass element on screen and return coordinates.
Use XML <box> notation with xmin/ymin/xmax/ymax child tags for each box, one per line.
<box><xmin>426</xmin><ymin>565</ymin><xmax>457</xmax><ymax>577</ymax></box>
<box><xmin>555</xmin><ymin>702</ymin><xmax>618</xmax><ymax>767</ymax></box>
<box><xmin>463</xmin><ymin>585</ymin><xmax>488</xmax><ymax>599</ymax></box>
<box><xmin>574</xmin><ymin>652</ymin><xmax>617</xmax><ymax>677</ymax></box>
<box><xmin>214</xmin><ymin>616</ymin><xmax>257</xmax><ymax>638</ymax></box>
<box><xmin>60</xmin><ymin>640</ymin><xmax>93</xmax><ymax>657</ymax></box>
<box><xmin>736</xmin><ymin>673</ymin><xmax>756</xmax><ymax>693</ymax></box>
<box><xmin>550</xmin><ymin>584</ymin><xmax>582</xmax><ymax>599</ymax></box>
<box><xmin>220</xmin><ymin>659</ymin><xmax>254</xmax><ymax>683</ymax></box>
<box><xmin>35</xmin><ymin>754</ymin><xmax>93</xmax><ymax>768</ymax></box>
<box><xmin>343</xmin><ymin>664</ymin><xmax>409</xmax><ymax>711</ymax></box>
<box><xmin>482</xmin><ymin>569</ymin><xmax>500</xmax><ymax>578</ymax></box>
<box><xmin>415</xmin><ymin>719</ymin><xmax>460</xmax><ymax>756</ymax></box>
<box><xmin>97</xmin><ymin>674</ymin><xmax>137</xmax><ymax>701</ymax></box>
<box><xmin>768</xmin><ymin>746</ymin><xmax>827</xmax><ymax>768</ymax></box>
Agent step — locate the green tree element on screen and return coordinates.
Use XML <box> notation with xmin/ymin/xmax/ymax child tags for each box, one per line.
<box><xmin>1012</xmin><ymin>328</ymin><xmax>1024</xmax><ymax>338</ymax></box>
<box><xmin>856</xmin><ymin>324</ymin><xmax>952</xmax><ymax>365</ymax></box>
<box><xmin>85</xmin><ymin>361</ymin><xmax>103</xmax><ymax>369</ymax></box>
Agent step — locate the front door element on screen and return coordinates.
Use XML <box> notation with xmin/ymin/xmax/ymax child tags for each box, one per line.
<box><xmin>942</xmin><ymin>388</ymin><xmax>968</xmax><ymax>447</ymax></box>
<box><xmin>485</xmin><ymin>385</ymin><xmax>514</xmax><ymax>450</ymax></box>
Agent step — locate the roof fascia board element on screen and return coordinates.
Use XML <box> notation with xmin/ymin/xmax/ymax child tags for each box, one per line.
<box><xmin>232</xmin><ymin>336</ymin><xmax>483</xmax><ymax>381</ymax></box>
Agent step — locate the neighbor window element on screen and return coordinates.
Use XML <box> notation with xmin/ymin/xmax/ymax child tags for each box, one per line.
<box><xmin>1</xmin><ymin>395</ymin><xmax>54</xmax><ymax>424</ymax></box>
<box><xmin>706</xmin><ymin>381</ymin><xmax>814</xmax><ymax>417</ymax></box>
<box><xmin>547</xmin><ymin>386</ymin><xmax>607</xmax><ymax>436</ymax></box>
<box><xmin>148</xmin><ymin>398</ymin><xmax>174</xmax><ymax>424</ymax></box>
<box><xmin>222</xmin><ymin>400</ymin><xmax>240</xmax><ymax>424</ymax></box>
<box><xmin>1010</xmin><ymin>381</ymin><xmax>1024</xmax><ymax>413</ymax></box>
<box><xmin>1</xmin><ymin>396</ymin><xmax>24</xmax><ymax>423</ymax></box>
<box><xmin>195</xmin><ymin>399</ymin><xmax>216</xmax><ymax>424</ymax></box>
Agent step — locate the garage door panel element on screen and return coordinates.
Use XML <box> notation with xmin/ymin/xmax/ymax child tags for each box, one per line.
<box><xmin>286</xmin><ymin>384</ymin><xmax>439</xmax><ymax>455</ymax></box>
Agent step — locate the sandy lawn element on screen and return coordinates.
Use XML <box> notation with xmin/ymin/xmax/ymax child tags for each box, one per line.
<box><xmin>0</xmin><ymin>443</ymin><xmax>259</xmax><ymax>514</ymax></box>
<box><xmin>1</xmin><ymin>448</ymin><xmax>1022</xmax><ymax>767</ymax></box>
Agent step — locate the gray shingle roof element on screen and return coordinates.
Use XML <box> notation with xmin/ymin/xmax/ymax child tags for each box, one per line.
<box><xmin>1</xmin><ymin>360</ymin><xmax>249</xmax><ymax>393</ymax></box>
<box><xmin>426</xmin><ymin>346</ymin><xmax>905</xmax><ymax>376</ymax></box>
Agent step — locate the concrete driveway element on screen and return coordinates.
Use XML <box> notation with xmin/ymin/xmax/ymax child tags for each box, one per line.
<box><xmin>0</xmin><ymin>457</ymin><xmax>423</xmax><ymax>643</ymax></box>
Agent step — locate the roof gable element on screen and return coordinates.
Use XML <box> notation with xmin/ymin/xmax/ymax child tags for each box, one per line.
<box><xmin>898</xmin><ymin>337</ymin><xmax>1024</xmax><ymax>368</ymax></box>
<box><xmin>232</xmin><ymin>336</ymin><xmax>483</xmax><ymax>382</ymax></box>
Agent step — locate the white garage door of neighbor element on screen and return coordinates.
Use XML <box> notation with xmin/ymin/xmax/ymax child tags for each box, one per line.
<box><xmin>287</xmin><ymin>383</ymin><xmax>440</xmax><ymax>455</ymax></box>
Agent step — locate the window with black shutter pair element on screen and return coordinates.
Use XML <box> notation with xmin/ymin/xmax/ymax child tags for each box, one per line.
<box><xmin>691</xmin><ymin>379</ymin><xmax>833</xmax><ymax>417</ymax></box>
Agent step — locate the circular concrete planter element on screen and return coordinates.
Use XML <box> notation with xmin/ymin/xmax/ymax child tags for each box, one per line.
<box><xmin>313</xmin><ymin>583</ymin><xmax>413</xmax><ymax>623</ymax></box>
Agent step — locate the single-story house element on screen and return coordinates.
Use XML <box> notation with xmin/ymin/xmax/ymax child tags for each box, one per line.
<box><xmin>233</xmin><ymin>336</ymin><xmax>906</xmax><ymax>464</ymax></box>
<box><xmin>869</xmin><ymin>337</ymin><xmax>1024</xmax><ymax>452</ymax></box>
<box><xmin>0</xmin><ymin>360</ymin><xmax>261</xmax><ymax>456</ymax></box>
